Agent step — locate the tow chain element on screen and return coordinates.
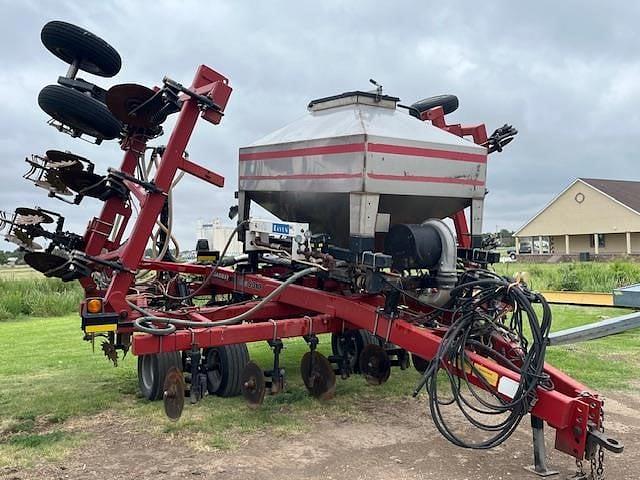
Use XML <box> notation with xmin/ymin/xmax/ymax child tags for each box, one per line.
<box><xmin>573</xmin><ymin>402</ymin><xmax>606</xmax><ymax>480</ymax></box>
<box><xmin>590</xmin><ymin>405</ymin><xmax>606</xmax><ymax>480</ymax></box>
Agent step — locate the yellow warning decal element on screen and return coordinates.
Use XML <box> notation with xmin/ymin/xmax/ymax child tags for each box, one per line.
<box><xmin>84</xmin><ymin>324</ymin><xmax>117</xmax><ymax>333</ymax></box>
<box><xmin>453</xmin><ymin>359</ymin><xmax>500</xmax><ymax>388</ymax></box>
<box><xmin>472</xmin><ymin>363</ymin><xmax>499</xmax><ymax>387</ymax></box>
<box><xmin>197</xmin><ymin>255</ymin><xmax>219</xmax><ymax>262</ymax></box>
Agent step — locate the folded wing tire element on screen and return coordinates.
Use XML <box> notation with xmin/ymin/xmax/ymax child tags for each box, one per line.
<box><xmin>41</xmin><ymin>20</ymin><xmax>121</xmax><ymax>77</ymax></box>
<box><xmin>38</xmin><ymin>85</ymin><xmax>122</xmax><ymax>141</ymax></box>
<box><xmin>410</xmin><ymin>94</ymin><xmax>459</xmax><ymax>119</ymax></box>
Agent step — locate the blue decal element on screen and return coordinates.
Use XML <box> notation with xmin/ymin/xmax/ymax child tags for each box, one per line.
<box><xmin>272</xmin><ymin>223</ymin><xmax>290</xmax><ymax>235</ymax></box>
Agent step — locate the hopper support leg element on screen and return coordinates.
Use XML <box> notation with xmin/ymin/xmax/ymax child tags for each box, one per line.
<box><xmin>471</xmin><ymin>198</ymin><xmax>484</xmax><ymax>248</ymax></box>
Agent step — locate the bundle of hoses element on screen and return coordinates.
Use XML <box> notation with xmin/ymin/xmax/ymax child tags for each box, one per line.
<box><xmin>418</xmin><ymin>270</ymin><xmax>552</xmax><ymax>449</ymax></box>
<box><xmin>130</xmin><ymin>266</ymin><xmax>319</xmax><ymax>335</ymax></box>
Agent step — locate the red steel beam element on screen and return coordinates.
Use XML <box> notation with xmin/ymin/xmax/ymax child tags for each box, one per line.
<box><xmin>179</xmin><ymin>156</ymin><xmax>225</xmax><ymax>187</ymax></box>
<box><xmin>452</xmin><ymin>209</ymin><xmax>471</xmax><ymax>248</ymax></box>
<box><xmin>98</xmin><ymin>66</ymin><xmax>231</xmax><ymax>314</ymax></box>
<box><xmin>194</xmin><ymin>268</ymin><xmax>597</xmax><ymax>457</ymax></box>
<box><xmin>130</xmin><ymin>300</ymin><xmax>308</xmax><ymax>323</ymax></box>
<box><xmin>138</xmin><ymin>259</ymin><xmax>213</xmax><ymax>275</ymax></box>
<box><xmin>132</xmin><ymin>314</ymin><xmax>339</xmax><ymax>355</ymax></box>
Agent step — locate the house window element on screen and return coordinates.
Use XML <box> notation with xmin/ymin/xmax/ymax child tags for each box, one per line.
<box><xmin>589</xmin><ymin>234</ymin><xmax>605</xmax><ymax>248</ymax></box>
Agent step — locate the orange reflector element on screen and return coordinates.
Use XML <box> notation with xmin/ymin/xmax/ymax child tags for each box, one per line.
<box><xmin>87</xmin><ymin>298</ymin><xmax>103</xmax><ymax>314</ymax></box>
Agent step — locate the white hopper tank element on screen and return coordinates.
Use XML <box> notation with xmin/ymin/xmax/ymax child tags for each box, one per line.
<box><xmin>237</xmin><ymin>91</ymin><xmax>487</xmax><ymax>247</ymax></box>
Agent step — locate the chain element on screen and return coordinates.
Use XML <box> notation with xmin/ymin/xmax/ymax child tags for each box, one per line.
<box><xmin>589</xmin><ymin>403</ymin><xmax>606</xmax><ymax>480</ymax></box>
<box><xmin>597</xmin><ymin>443</ymin><xmax>605</xmax><ymax>479</ymax></box>
<box><xmin>573</xmin><ymin>397</ymin><xmax>606</xmax><ymax>480</ymax></box>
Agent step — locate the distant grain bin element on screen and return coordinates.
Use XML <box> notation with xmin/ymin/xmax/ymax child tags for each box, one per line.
<box><xmin>196</xmin><ymin>219</ymin><xmax>243</xmax><ymax>256</ymax></box>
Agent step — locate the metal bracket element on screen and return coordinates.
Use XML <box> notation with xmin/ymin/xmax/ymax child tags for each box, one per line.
<box><xmin>163</xmin><ymin>76</ymin><xmax>222</xmax><ymax>112</ymax></box>
<box><xmin>108</xmin><ymin>168</ymin><xmax>163</xmax><ymax>194</ymax></box>
<box><xmin>586</xmin><ymin>427</ymin><xmax>624</xmax><ymax>455</ymax></box>
<box><xmin>265</xmin><ymin>338</ymin><xmax>285</xmax><ymax>395</ymax></box>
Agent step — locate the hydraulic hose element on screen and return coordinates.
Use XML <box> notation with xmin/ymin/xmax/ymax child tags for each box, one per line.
<box><xmin>131</xmin><ymin>266</ymin><xmax>319</xmax><ymax>335</ymax></box>
<box><xmin>158</xmin><ymin>220</ymin><xmax>248</xmax><ymax>301</ymax></box>
<box><xmin>414</xmin><ymin>270</ymin><xmax>552</xmax><ymax>449</ymax></box>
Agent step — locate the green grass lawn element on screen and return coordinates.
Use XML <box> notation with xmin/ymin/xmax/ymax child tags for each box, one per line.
<box><xmin>544</xmin><ymin>306</ymin><xmax>640</xmax><ymax>388</ymax></box>
<box><xmin>1</xmin><ymin>306</ymin><xmax>639</xmax><ymax>467</ymax></box>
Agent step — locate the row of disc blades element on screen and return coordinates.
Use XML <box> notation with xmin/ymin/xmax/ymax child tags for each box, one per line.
<box><xmin>28</xmin><ymin>150</ymin><xmax>110</xmax><ymax>199</ymax></box>
<box><xmin>10</xmin><ymin>149</ymin><xmax>111</xmax><ymax>277</ymax></box>
<box><xmin>240</xmin><ymin>350</ymin><xmax>339</xmax><ymax>408</ymax></box>
<box><xmin>163</xmin><ymin>345</ymin><xmax>396</xmax><ymax>420</ymax></box>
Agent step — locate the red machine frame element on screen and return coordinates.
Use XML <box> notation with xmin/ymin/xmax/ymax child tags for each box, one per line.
<box><xmin>78</xmin><ymin>65</ymin><xmax>607</xmax><ymax>464</ymax></box>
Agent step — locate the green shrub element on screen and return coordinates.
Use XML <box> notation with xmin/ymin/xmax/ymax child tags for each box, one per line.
<box><xmin>557</xmin><ymin>264</ymin><xmax>580</xmax><ymax>291</ymax></box>
<box><xmin>494</xmin><ymin>261</ymin><xmax>640</xmax><ymax>292</ymax></box>
<box><xmin>0</xmin><ymin>278</ymin><xmax>82</xmax><ymax>320</ymax></box>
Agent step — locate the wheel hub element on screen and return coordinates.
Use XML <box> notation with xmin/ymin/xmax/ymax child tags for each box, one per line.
<box><xmin>359</xmin><ymin>344</ymin><xmax>391</xmax><ymax>385</ymax></box>
<box><xmin>241</xmin><ymin>361</ymin><xmax>266</xmax><ymax>408</ymax></box>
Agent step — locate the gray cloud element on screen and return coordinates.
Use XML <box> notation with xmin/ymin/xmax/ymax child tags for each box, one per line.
<box><xmin>1</xmin><ymin>0</ymin><xmax>639</xmax><ymax>251</ymax></box>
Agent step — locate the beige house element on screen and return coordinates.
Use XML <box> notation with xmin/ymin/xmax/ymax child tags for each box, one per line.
<box><xmin>515</xmin><ymin>178</ymin><xmax>640</xmax><ymax>256</ymax></box>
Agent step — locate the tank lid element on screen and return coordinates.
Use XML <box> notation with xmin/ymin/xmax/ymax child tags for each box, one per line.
<box><xmin>308</xmin><ymin>90</ymin><xmax>400</xmax><ymax>112</ymax></box>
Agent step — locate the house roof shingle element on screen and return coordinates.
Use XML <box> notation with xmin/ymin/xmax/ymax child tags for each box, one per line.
<box><xmin>580</xmin><ymin>178</ymin><xmax>640</xmax><ymax>214</ymax></box>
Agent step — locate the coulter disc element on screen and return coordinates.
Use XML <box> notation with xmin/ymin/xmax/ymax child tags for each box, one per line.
<box><xmin>24</xmin><ymin>251</ymin><xmax>68</xmax><ymax>276</ymax></box>
<box><xmin>14</xmin><ymin>207</ymin><xmax>54</xmax><ymax>225</ymax></box>
<box><xmin>4</xmin><ymin>234</ymin><xmax>42</xmax><ymax>251</ymax></box>
<box><xmin>359</xmin><ymin>344</ymin><xmax>391</xmax><ymax>386</ymax></box>
<box><xmin>45</xmin><ymin>150</ymin><xmax>86</xmax><ymax>170</ymax></box>
<box><xmin>163</xmin><ymin>366</ymin><xmax>185</xmax><ymax>421</ymax></box>
<box><xmin>300</xmin><ymin>351</ymin><xmax>336</xmax><ymax>400</ymax></box>
<box><xmin>240</xmin><ymin>361</ymin><xmax>266</xmax><ymax>408</ymax></box>
<box><xmin>106</xmin><ymin>83</ymin><xmax>166</xmax><ymax>128</ymax></box>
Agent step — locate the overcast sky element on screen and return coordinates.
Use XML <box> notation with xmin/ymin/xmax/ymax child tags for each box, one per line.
<box><xmin>1</xmin><ymin>0</ymin><xmax>638</xmax><ymax>252</ymax></box>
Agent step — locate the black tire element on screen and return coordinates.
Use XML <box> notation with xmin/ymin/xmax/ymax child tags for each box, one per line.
<box><xmin>412</xmin><ymin>353</ymin><xmax>429</xmax><ymax>374</ymax></box>
<box><xmin>138</xmin><ymin>352</ymin><xmax>182</xmax><ymax>401</ymax></box>
<box><xmin>204</xmin><ymin>344</ymin><xmax>250</xmax><ymax>397</ymax></box>
<box><xmin>509</xmin><ymin>252</ymin><xmax>517</xmax><ymax>261</ymax></box>
<box><xmin>331</xmin><ymin>329</ymin><xmax>380</xmax><ymax>374</ymax></box>
<box><xmin>410</xmin><ymin>94</ymin><xmax>459</xmax><ymax>118</ymax></box>
<box><xmin>38</xmin><ymin>85</ymin><xmax>122</xmax><ymax>140</ymax></box>
<box><xmin>41</xmin><ymin>21</ymin><xmax>121</xmax><ymax>77</ymax></box>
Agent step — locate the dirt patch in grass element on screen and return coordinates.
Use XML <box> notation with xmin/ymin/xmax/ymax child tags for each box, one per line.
<box><xmin>2</xmin><ymin>393</ymin><xmax>639</xmax><ymax>480</ymax></box>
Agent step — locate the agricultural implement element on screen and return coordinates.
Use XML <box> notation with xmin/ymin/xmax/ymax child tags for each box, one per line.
<box><xmin>1</xmin><ymin>21</ymin><xmax>625</xmax><ymax>479</ymax></box>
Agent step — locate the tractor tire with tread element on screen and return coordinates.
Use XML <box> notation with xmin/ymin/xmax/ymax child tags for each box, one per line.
<box><xmin>138</xmin><ymin>351</ymin><xmax>182</xmax><ymax>401</ymax></box>
<box><xmin>204</xmin><ymin>344</ymin><xmax>250</xmax><ymax>397</ymax></box>
<box><xmin>38</xmin><ymin>84</ymin><xmax>122</xmax><ymax>140</ymax></box>
<box><xmin>41</xmin><ymin>20</ymin><xmax>122</xmax><ymax>77</ymax></box>
<box><xmin>410</xmin><ymin>94</ymin><xmax>459</xmax><ymax>118</ymax></box>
